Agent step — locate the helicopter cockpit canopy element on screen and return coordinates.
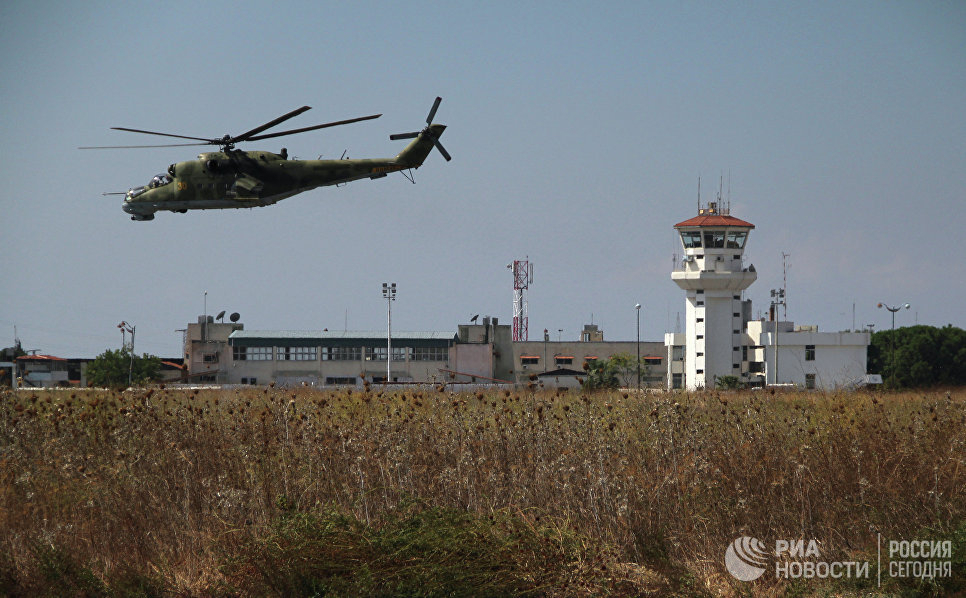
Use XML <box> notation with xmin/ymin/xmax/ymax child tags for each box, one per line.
<box><xmin>148</xmin><ymin>173</ymin><xmax>171</xmax><ymax>189</ymax></box>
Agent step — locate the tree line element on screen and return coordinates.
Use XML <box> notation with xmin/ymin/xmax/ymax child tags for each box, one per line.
<box><xmin>869</xmin><ymin>324</ymin><xmax>966</xmax><ymax>388</ymax></box>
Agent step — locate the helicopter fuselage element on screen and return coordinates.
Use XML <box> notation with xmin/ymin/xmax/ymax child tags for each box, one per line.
<box><xmin>123</xmin><ymin>150</ymin><xmax>404</xmax><ymax>220</ymax></box>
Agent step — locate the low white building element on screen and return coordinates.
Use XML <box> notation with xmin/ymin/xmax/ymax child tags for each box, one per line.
<box><xmin>746</xmin><ymin>320</ymin><xmax>870</xmax><ymax>389</ymax></box>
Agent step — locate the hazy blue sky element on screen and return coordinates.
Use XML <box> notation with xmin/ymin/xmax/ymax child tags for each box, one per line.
<box><xmin>1</xmin><ymin>1</ymin><xmax>964</xmax><ymax>358</ymax></box>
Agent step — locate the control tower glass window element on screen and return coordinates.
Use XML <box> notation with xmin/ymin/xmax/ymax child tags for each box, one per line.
<box><xmin>681</xmin><ymin>231</ymin><xmax>702</xmax><ymax>248</ymax></box>
<box><xmin>704</xmin><ymin>230</ymin><xmax>726</xmax><ymax>248</ymax></box>
<box><xmin>726</xmin><ymin>231</ymin><xmax>747</xmax><ymax>248</ymax></box>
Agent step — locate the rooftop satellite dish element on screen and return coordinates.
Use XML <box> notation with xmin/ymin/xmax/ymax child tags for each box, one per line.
<box><xmin>216</xmin><ymin>310</ymin><xmax>226</xmax><ymax>321</ymax></box>
<box><xmin>229</xmin><ymin>312</ymin><xmax>240</xmax><ymax>323</ymax></box>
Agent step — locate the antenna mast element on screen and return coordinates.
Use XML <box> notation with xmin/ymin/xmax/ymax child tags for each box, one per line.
<box><xmin>510</xmin><ymin>258</ymin><xmax>533</xmax><ymax>341</ymax></box>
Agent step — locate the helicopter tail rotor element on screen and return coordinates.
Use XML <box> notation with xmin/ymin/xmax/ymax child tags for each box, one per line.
<box><xmin>390</xmin><ymin>97</ymin><xmax>451</xmax><ymax>162</ymax></box>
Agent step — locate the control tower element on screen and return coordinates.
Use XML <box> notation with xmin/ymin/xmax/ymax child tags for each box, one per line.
<box><xmin>671</xmin><ymin>202</ymin><xmax>756</xmax><ymax>389</ymax></box>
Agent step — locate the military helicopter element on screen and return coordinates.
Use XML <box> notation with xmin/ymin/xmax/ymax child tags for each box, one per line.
<box><xmin>82</xmin><ymin>98</ymin><xmax>449</xmax><ymax>221</ymax></box>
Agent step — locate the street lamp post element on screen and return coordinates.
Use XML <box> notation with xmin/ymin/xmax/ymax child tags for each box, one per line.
<box><xmin>635</xmin><ymin>303</ymin><xmax>642</xmax><ymax>391</ymax></box>
<box><xmin>877</xmin><ymin>302</ymin><xmax>910</xmax><ymax>388</ymax></box>
<box><xmin>382</xmin><ymin>283</ymin><xmax>397</xmax><ymax>383</ymax></box>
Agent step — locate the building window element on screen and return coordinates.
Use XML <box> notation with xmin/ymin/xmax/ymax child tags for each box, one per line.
<box><xmin>696</xmin><ymin>352</ymin><xmax>704</xmax><ymax>357</ymax></box>
<box><xmin>703</xmin><ymin>230</ymin><xmax>726</xmax><ymax>248</ymax></box>
<box><xmin>805</xmin><ymin>373</ymin><xmax>816</xmax><ymax>389</ymax></box>
<box><xmin>241</xmin><ymin>377</ymin><xmax>257</xmax><ymax>385</ymax></box>
<box><xmin>696</xmin><ymin>369</ymin><xmax>704</xmax><ymax>375</ymax></box>
<box><xmin>644</xmin><ymin>357</ymin><xmax>661</xmax><ymax>366</ymax></box>
<box><xmin>671</xmin><ymin>346</ymin><xmax>684</xmax><ymax>361</ymax></box>
<box><xmin>521</xmin><ymin>356</ymin><xmax>539</xmax><ymax>365</ymax></box>
<box><xmin>672</xmin><ymin>373</ymin><xmax>683</xmax><ymax>389</ymax></box>
<box><xmin>696</xmin><ymin>334</ymin><xmax>704</xmax><ymax>340</ymax></box>
<box><xmin>742</xmin><ymin>346</ymin><xmax>748</xmax><ymax>360</ymax></box>
<box><xmin>696</xmin><ymin>317</ymin><xmax>704</xmax><ymax>323</ymax></box>
<box><xmin>555</xmin><ymin>356</ymin><xmax>574</xmax><ymax>366</ymax></box>
<box><xmin>413</xmin><ymin>347</ymin><xmax>448</xmax><ymax>361</ymax></box>
<box><xmin>805</xmin><ymin>345</ymin><xmax>816</xmax><ymax>361</ymax></box>
<box><xmin>748</xmin><ymin>362</ymin><xmax>764</xmax><ymax>373</ymax></box>
<box><xmin>392</xmin><ymin>347</ymin><xmax>411</xmax><ymax>362</ymax></box>
<box><xmin>733</xmin><ymin>363</ymin><xmax>740</xmax><ymax>370</ymax></box>
<box><xmin>278</xmin><ymin>346</ymin><xmax>318</xmax><ymax>361</ymax></box>
<box><xmin>233</xmin><ymin>346</ymin><xmax>272</xmax><ymax>361</ymax></box>
<box><xmin>680</xmin><ymin>230</ymin><xmax>702</xmax><ymax>248</ymax></box>
<box><xmin>726</xmin><ymin>231</ymin><xmax>747</xmax><ymax>248</ymax></box>
<box><xmin>323</xmin><ymin>346</ymin><xmax>361</xmax><ymax>361</ymax></box>
<box><xmin>366</xmin><ymin>346</ymin><xmax>388</xmax><ymax>361</ymax></box>
<box><xmin>733</xmin><ymin>312</ymin><xmax>740</xmax><ymax>317</ymax></box>
<box><xmin>696</xmin><ymin>300</ymin><xmax>704</xmax><ymax>306</ymax></box>
<box><xmin>203</xmin><ymin>352</ymin><xmax>219</xmax><ymax>363</ymax></box>
<box><xmin>325</xmin><ymin>376</ymin><xmax>356</xmax><ymax>386</ymax></box>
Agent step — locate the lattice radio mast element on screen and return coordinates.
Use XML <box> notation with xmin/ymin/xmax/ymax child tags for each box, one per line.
<box><xmin>509</xmin><ymin>258</ymin><xmax>533</xmax><ymax>341</ymax></box>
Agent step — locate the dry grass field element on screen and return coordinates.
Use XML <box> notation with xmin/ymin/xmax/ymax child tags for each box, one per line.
<box><xmin>1</xmin><ymin>385</ymin><xmax>964</xmax><ymax>596</ymax></box>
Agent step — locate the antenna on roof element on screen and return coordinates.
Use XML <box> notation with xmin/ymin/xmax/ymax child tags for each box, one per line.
<box><xmin>697</xmin><ymin>175</ymin><xmax>701</xmax><ymax>211</ymax></box>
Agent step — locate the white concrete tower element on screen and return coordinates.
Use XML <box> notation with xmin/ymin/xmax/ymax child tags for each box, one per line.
<box><xmin>671</xmin><ymin>202</ymin><xmax>756</xmax><ymax>389</ymax></box>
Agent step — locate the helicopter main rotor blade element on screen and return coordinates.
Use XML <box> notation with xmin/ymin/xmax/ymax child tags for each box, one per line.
<box><xmin>245</xmin><ymin>113</ymin><xmax>382</xmax><ymax>142</ymax></box>
<box><xmin>389</xmin><ymin>131</ymin><xmax>419</xmax><ymax>141</ymax></box>
<box><xmin>110</xmin><ymin>127</ymin><xmax>214</xmax><ymax>142</ymax></box>
<box><xmin>231</xmin><ymin>105</ymin><xmax>312</xmax><ymax>144</ymax></box>
<box><xmin>79</xmin><ymin>142</ymin><xmax>210</xmax><ymax>149</ymax></box>
<box><xmin>426</xmin><ymin>96</ymin><xmax>442</xmax><ymax>125</ymax></box>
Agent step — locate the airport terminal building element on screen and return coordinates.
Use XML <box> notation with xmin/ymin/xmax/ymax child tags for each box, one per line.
<box><xmin>184</xmin><ymin>317</ymin><xmax>667</xmax><ymax>388</ymax></box>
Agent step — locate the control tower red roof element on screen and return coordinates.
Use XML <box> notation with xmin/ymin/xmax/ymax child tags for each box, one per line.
<box><xmin>674</xmin><ymin>214</ymin><xmax>754</xmax><ymax>228</ymax></box>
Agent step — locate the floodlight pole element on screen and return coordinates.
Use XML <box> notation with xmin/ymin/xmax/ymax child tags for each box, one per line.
<box><xmin>878</xmin><ymin>302</ymin><xmax>910</xmax><ymax>388</ymax></box>
<box><xmin>382</xmin><ymin>283</ymin><xmax>397</xmax><ymax>383</ymax></box>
